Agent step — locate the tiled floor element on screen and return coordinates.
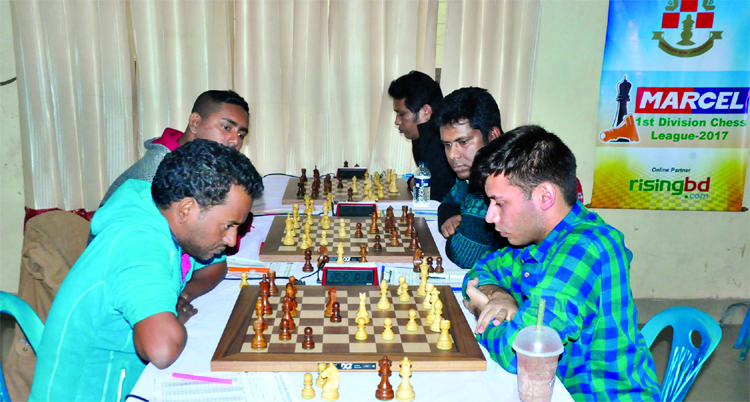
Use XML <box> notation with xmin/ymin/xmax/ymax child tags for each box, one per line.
<box><xmin>2</xmin><ymin>300</ymin><xmax>749</xmax><ymax>401</ymax></box>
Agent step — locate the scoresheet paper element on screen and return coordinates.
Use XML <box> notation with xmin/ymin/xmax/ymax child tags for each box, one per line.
<box><xmin>154</xmin><ymin>372</ymin><xmax>299</xmax><ymax>402</ymax></box>
<box><xmin>226</xmin><ymin>257</ymin><xmax>297</xmax><ymax>278</ymax></box>
<box><xmin>382</xmin><ymin>265</ymin><xmax>466</xmax><ymax>290</ymax></box>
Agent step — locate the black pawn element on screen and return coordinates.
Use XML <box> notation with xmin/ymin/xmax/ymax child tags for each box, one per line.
<box><xmin>330</xmin><ymin>302</ymin><xmax>342</xmax><ymax>323</ymax></box>
<box><xmin>373</xmin><ymin>235</ymin><xmax>383</xmax><ymax>251</ymax></box>
<box><xmin>279</xmin><ymin>318</ymin><xmax>292</xmax><ymax>341</ymax></box>
<box><xmin>302</xmin><ymin>327</ymin><xmax>315</xmax><ymax>350</ymax></box>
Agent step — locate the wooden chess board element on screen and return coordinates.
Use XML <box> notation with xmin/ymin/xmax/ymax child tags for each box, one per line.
<box><xmin>211</xmin><ymin>285</ymin><xmax>487</xmax><ymax>372</ymax></box>
<box><xmin>259</xmin><ymin>215</ymin><xmax>439</xmax><ymax>263</ymax></box>
<box><xmin>281</xmin><ymin>177</ymin><xmax>412</xmax><ymax>205</ymax></box>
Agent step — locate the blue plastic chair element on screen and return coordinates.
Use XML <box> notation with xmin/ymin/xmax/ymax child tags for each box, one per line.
<box><xmin>0</xmin><ymin>292</ymin><xmax>44</xmax><ymax>402</ymax></box>
<box><xmin>641</xmin><ymin>306</ymin><xmax>722</xmax><ymax>402</ymax></box>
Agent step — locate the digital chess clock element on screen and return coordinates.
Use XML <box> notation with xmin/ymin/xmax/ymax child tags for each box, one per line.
<box><xmin>335</xmin><ymin>202</ymin><xmax>377</xmax><ymax>217</ymax></box>
<box><xmin>321</xmin><ymin>263</ymin><xmax>379</xmax><ymax>286</ymax></box>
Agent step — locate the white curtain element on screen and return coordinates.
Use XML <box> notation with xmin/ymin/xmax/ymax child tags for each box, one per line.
<box><xmin>129</xmin><ymin>0</ymin><xmax>233</xmax><ymax>149</ymax></box>
<box><xmin>11</xmin><ymin>0</ymin><xmax>538</xmax><ymax>211</ymax></box>
<box><xmin>235</xmin><ymin>0</ymin><xmax>438</xmax><ymax>178</ymax></box>
<box><xmin>442</xmin><ymin>0</ymin><xmax>541</xmax><ymax>132</ymax></box>
<box><xmin>11</xmin><ymin>0</ymin><xmax>133</xmax><ymax>211</ymax></box>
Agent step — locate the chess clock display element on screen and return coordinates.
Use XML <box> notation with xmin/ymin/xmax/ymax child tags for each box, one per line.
<box><xmin>335</xmin><ymin>202</ymin><xmax>377</xmax><ymax>217</ymax></box>
<box><xmin>322</xmin><ymin>263</ymin><xmax>379</xmax><ymax>286</ymax></box>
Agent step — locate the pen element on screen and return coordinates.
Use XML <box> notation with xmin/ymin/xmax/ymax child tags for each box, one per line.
<box><xmin>171</xmin><ymin>372</ymin><xmax>233</xmax><ymax>385</ymax></box>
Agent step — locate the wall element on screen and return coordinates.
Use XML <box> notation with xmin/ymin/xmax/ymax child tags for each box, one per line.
<box><xmin>531</xmin><ymin>0</ymin><xmax>750</xmax><ymax>299</ymax></box>
<box><xmin>0</xmin><ymin>0</ymin><xmax>23</xmax><ymax>293</ymax></box>
<box><xmin>0</xmin><ymin>0</ymin><xmax>748</xmax><ymax>298</ymax></box>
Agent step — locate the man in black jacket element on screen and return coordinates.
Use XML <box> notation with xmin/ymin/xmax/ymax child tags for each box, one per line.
<box><xmin>388</xmin><ymin>71</ymin><xmax>456</xmax><ymax>202</ymax></box>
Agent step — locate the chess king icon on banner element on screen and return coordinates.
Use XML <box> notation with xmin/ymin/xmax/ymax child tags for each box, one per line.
<box><xmin>599</xmin><ymin>75</ymin><xmax>640</xmax><ymax>143</ymax></box>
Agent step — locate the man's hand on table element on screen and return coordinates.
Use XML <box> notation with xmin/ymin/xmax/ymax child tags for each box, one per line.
<box><xmin>440</xmin><ymin>215</ymin><xmax>462</xmax><ymax>238</ymax></box>
<box><xmin>177</xmin><ymin>292</ymin><xmax>198</xmax><ymax>324</ymax></box>
<box><xmin>463</xmin><ymin>277</ymin><xmax>518</xmax><ymax>334</ymax></box>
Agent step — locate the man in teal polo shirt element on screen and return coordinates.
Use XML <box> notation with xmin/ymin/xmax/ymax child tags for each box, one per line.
<box><xmin>462</xmin><ymin>125</ymin><xmax>660</xmax><ymax>401</ymax></box>
<box><xmin>30</xmin><ymin>140</ymin><xmax>263</xmax><ymax>401</ymax></box>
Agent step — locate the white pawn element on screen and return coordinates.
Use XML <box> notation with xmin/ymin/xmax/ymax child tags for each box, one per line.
<box><xmin>377</xmin><ymin>279</ymin><xmax>391</xmax><ymax>310</ymax></box>
<box><xmin>338</xmin><ymin>219</ymin><xmax>347</xmax><ymax>238</ymax></box>
<box><xmin>355</xmin><ymin>317</ymin><xmax>368</xmax><ymax>341</ymax></box>
<box><xmin>302</xmin><ymin>373</ymin><xmax>315</xmax><ymax>399</ymax></box>
<box><xmin>320</xmin><ymin>230</ymin><xmax>329</xmax><ymax>246</ymax></box>
<box><xmin>395</xmin><ymin>357</ymin><xmax>415</xmax><ymax>402</ymax></box>
<box><xmin>421</xmin><ymin>283</ymin><xmax>435</xmax><ymax>310</ymax></box>
<box><xmin>397</xmin><ymin>276</ymin><xmax>406</xmax><ymax>295</ymax></box>
<box><xmin>351</xmin><ymin>177</ymin><xmax>358</xmax><ymax>194</ymax></box>
<box><xmin>406</xmin><ymin>309</ymin><xmax>419</xmax><ymax>332</ymax></box>
<box><xmin>398</xmin><ymin>282</ymin><xmax>410</xmax><ymax>302</ymax></box>
<box><xmin>382</xmin><ymin>317</ymin><xmax>394</xmax><ymax>341</ymax></box>
<box><xmin>430</xmin><ymin>299</ymin><xmax>444</xmax><ymax>333</ymax></box>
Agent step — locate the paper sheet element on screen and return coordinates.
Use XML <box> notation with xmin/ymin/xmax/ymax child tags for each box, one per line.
<box><xmin>226</xmin><ymin>257</ymin><xmax>297</xmax><ymax>278</ymax></box>
<box><xmin>382</xmin><ymin>265</ymin><xmax>466</xmax><ymax>290</ymax></box>
<box><xmin>155</xmin><ymin>372</ymin><xmax>299</xmax><ymax>402</ymax></box>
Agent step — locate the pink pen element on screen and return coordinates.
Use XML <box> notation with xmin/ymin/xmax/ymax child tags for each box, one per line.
<box><xmin>171</xmin><ymin>372</ymin><xmax>233</xmax><ymax>385</ymax></box>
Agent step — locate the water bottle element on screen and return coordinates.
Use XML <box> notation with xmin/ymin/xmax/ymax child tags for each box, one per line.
<box><xmin>413</xmin><ymin>162</ymin><xmax>431</xmax><ymax>207</ymax></box>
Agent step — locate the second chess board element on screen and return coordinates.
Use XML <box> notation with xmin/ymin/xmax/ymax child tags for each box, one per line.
<box><xmin>259</xmin><ymin>215</ymin><xmax>440</xmax><ymax>263</ymax></box>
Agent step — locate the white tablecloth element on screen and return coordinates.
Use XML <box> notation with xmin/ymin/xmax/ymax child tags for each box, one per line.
<box><xmin>129</xmin><ymin>175</ymin><xmax>574</xmax><ymax>402</ymax></box>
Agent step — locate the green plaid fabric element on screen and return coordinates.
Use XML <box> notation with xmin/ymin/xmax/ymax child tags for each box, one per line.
<box><xmin>463</xmin><ymin>202</ymin><xmax>661</xmax><ymax>401</ymax></box>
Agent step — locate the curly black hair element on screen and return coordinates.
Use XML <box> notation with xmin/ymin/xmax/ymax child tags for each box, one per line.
<box><xmin>387</xmin><ymin>71</ymin><xmax>443</xmax><ymax>115</ymax></box>
<box><xmin>470</xmin><ymin>125</ymin><xmax>578</xmax><ymax>207</ymax></box>
<box><xmin>152</xmin><ymin>139</ymin><xmax>264</xmax><ymax>210</ymax></box>
<box><xmin>433</xmin><ymin>87</ymin><xmax>502</xmax><ymax>143</ymax></box>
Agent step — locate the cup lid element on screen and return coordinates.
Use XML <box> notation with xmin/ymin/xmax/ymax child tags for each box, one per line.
<box><xmin>512</xmin><ymin>325</ymin><xmax>564</xmax><ymax>358</ymax></box>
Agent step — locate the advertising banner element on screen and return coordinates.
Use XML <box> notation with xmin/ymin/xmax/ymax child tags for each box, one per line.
<box><xmin>591</xmin><ymin>0</ymin><xmax>749</xmax><ymax>211</ymax></box>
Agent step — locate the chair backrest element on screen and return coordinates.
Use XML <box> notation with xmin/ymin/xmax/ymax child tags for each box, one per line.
<box><xmin>0</xmin><ymin>292</ymin><xmax>44</xmax><ymax>402</ymax></box>
<box><xmin>641</xmin><ymin>306</ymin><xmax>722</xmax><ymax>402</ymax></box>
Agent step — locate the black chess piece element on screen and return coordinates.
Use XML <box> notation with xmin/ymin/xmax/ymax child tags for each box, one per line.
<box><xmin>302</xmin><ymin>248</ymin><xmax>314</xmax><ymax>272</ymax></box>
<box><xmin>302</xmin><ymin>327</ymin><xmax>315</xmax><ymax>350</ymax></box>
<box><xmin>613</xmin><ymin>75</ymin><xmax>632</xmax><ymax>127</ymax></box>
<box><xmin>337</xmin><ymin>176</ymin><xmax>344</xmax><ymax>189</ymax></box>
<box><xmin>355</xmin><ymin>222</ymin><xmax>363</xmax><ymax>237</ymax></box>
<box><xmin>330</xmin><ymin>302</ymin><xmax>342</xmax><ymax>323</ymax></box>
<box><xmin>376</xmin><ymin>356</ymin><xmax>394</xmax><ymax>400</ymax></box>
<box><xmin>373</xmin><ymin>235</ymin><xmax>382</xmax><ymax>251</ymax></box>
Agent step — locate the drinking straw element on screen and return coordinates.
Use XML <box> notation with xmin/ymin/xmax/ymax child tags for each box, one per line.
<box><xmin>536</xmin><ymin>299</ymin><xmax>546</xmax><ymax>332</ymax></box>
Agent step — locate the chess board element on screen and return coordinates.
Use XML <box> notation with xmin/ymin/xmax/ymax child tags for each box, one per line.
<box><xmin>281</xmin><ymin>177</ymin><xmax>412</xmax><ymax>205</ymax></box>
<box><xmin>259</xmin><ymin>215</ymin><xmax>439</xmax><ymax>262</ymax></box>
<box><xmin>211</xmin><ymin>285</ymin><xmax>486</xmax><ymax>372</ymax></box>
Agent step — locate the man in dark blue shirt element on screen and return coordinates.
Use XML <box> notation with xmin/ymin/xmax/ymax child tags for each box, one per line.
<box><xmin>388</xmin><ymin>71</ymin><xmax>456</xmax><ymax>202</ymax></box>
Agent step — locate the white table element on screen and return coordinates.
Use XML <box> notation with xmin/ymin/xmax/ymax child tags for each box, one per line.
<box><xmin>129</xmin><ymin>175</ymin><xmax>574</xmax><ymax>402</ymax></box>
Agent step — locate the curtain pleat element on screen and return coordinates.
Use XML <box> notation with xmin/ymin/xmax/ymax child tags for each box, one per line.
<box><xmin>11</xmin><ymin>0</ymin><xmax>537</xmax><ymax>210</ymax></box>
<box><xmin>442</xmin><ymin>0</ymin><xmax>540</xmax><ymax>132</ymax></box>
<box><xmin>11</xmin><ymin>0</ymin><xmax>133</xmax><ymax>211</ymax></box>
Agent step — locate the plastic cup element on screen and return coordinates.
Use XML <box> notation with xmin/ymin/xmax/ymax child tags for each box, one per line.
<box><xmin>512</xmin><ymin>324</ymin><xmax>564</xmax><ymax>402</ymax></box>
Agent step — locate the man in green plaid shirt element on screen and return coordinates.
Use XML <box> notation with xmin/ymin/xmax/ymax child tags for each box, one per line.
<box><xmin>461</xmin><ymin>125</ymin><xmax>661</xmax><ymax>401</ymax></box>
